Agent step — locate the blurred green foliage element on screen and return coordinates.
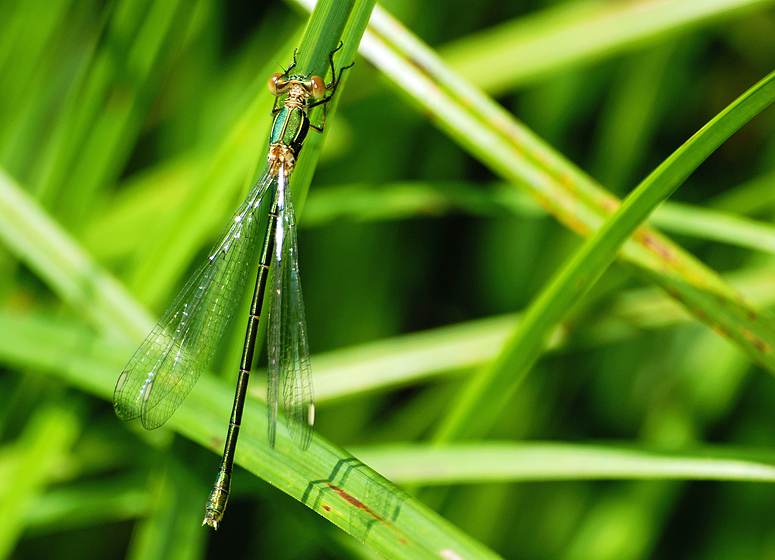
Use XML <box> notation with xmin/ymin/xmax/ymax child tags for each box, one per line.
<box><xmin>2</xmin><ymin>0</ymin><xmax>775</xmax><ymax>559</ymax></box>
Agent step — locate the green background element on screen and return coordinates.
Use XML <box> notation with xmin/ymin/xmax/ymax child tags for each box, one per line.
<box><xmin>2</xmin><ymin>0</ymin><xmax>775</xmax><ymax>558</ymax></box>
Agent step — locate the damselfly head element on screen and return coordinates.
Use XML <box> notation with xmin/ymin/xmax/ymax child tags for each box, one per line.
<box><xmin>269</xmin><ymin>73</ymin><xmax>326</xmax><ymax>100</ymax></box>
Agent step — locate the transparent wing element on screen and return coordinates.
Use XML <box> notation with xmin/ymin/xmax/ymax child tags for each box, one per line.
<box><xmin>114</xmin><ymin>167</ymin><xmax>275</xmax><ymax>429</ymax></box>
<box><xmin>267</xmin><ymin>166</ymin><xmax>314</xmax><ymax>450</ymax></box>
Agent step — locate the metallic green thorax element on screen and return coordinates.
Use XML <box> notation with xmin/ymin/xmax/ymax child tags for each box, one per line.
<box><xmin>270</xmin><ymin>104</ymin><xmax>310</xmax><ymax>158</ymax></box>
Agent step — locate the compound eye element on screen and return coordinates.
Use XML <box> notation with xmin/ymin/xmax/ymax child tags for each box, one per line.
<box><xmin>310</xmin><ymin>75</ymin><xmax>326</xmax><ymax>99</ymax></box>
<box><xmin>268</xmin><ymin>73</ymin><xmax>285</xmax><ymax>95</ymax></box>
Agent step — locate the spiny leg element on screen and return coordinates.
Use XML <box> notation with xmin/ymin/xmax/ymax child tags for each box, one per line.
<box><xmin>326</xmin><ymin>42</ymin><xmax>354</xmax><ymax>92</ymax></box>
<box><xmin>284</xmin><ymin>48</ymin><xmax>298</xmax><ymax>75</ymax></box>
<box><xmin>310</xmin><ymin>42</ymin><xmax>353</xmax><ymax>107</ymax></box>
<box><xmin>308</xmin><ymin>43</ymin><xmax>354</xmax><ymax>132</ymax></box>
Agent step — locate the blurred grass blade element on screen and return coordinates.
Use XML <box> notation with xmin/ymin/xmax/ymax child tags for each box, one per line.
<box><xmin>647</xmin><ymin>202</ymin><xmax>775</xmax><ymax>254</ymax></box>
<box><xmin>434</xmin><ymin>68</ymin><xmax>775</xmax><ymax>442</ymax></box>
<box><xmin>708</xmin><ymin>168</ymin><xmax>775</xmax><ymax>215</ymax></box>
<box><xmin>126</xmin><ymin>454</ymin><xmax>207</xmax><ymax>560</ymax></box>
<box><xmin>311</xmin><ymin>314</ymin><xmax>519</xmax><ymax>401</ymax></box>
<box><xmin>34</xmin><ymin>0</ymin><xmax>196</xmax><ymax>225</ymax></box>
<box><xmin>441</xmin><ymin>0</ymin><xmax>775</xmax><ymax>93</ymax></box>
<box><xmin>0</xmin><ymin>167</ymin><xmax>151</xmax><ymax>341</ymax></box>
<box><xmin>0</xmin><ymin>405</ymin><xmax>80</xmax><ymax>559</ymax></box>
<box><xmin>354</xmin><ymin>442</ymin><xmax>775</xmax><ymax>485</ymax></box>
<box><xmin>23</xmin><ymin>483</ymin><xmax>147</xmax><ymax>531</ymax></box>
<box><xmin>308</xmin><ymin>259</ymin><xmax>775</xmax><ymax>398</ymax></box>
<box><xmin>302</xmin><ymin>182</ymin><xmax>775</xmax><ymax>257</ymax></box>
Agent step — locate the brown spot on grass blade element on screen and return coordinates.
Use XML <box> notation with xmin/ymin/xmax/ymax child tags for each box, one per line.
<box><xmin>712</xmin><ymin>324</ymin><xmax>731</xmax><ymax>339</ymax></box>
<box><xmin>741</xmin><ymin>327</ymin><xmax>771</xmax><ymax>355</ymax></box>
<box><xmin>636</xmin><ymin>229</ymin><xmax>675</xmax><ymax>264</ymax></box>
<box><xmin>326</xmin><ymin>482</ymin><xmax>385</xmax><ymax>522</ymax></box>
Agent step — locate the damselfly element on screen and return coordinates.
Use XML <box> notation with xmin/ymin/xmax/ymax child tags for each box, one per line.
<box><xmin>113</xmin><ymin>44</ymin><xmax>352</xmax><ymax>530</ymax></box>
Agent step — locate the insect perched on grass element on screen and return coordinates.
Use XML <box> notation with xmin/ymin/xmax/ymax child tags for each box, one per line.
<box><xmin>113</xmin><ymin>43</ymin><xmax>353</xmax><ymax>530</ymax></box>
